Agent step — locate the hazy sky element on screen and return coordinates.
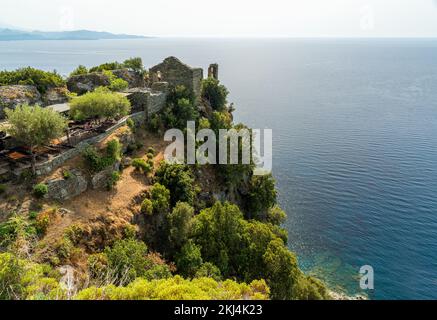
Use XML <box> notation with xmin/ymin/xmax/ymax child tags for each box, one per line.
<box><xmin>1</xmin><ymin>0</ymin><xmax>437</xmax><ymax>37</ymax></box>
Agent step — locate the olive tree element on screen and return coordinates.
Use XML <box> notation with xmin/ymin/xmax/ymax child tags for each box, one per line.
<box><xmin>69</xmin><ymin>87</ymin><xmax>131</xmax><ymax>122</ymax></box>
<box><xmin>5</xmin><ymin>104</ymin><xmax>67</xmax><ymax>173</ymax></box>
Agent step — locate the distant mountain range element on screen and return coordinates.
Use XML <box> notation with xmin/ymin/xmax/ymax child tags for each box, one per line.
<box><xmin>0</xmin><ymin>28</ymin><xmax>147</xmax><ymax>41</ymax></box>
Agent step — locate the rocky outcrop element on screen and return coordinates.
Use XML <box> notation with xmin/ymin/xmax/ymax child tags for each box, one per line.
<box><xmin>42</xmin><ymin>86</ymin><xmax>70</xmax><ymax>105</ymax></box>
<box><xmin>91</xmin><ymin>162</ymin><xmax>120</xmax><ymax>190</ymax></box>
<box><xmin>112</xmin><ymin>69</ymin><xmax>145</xmax><ymax>88</ymax></box>
<box><xmin>67</xmin><ymin>73</ymin><xmax>110</xmax><ymax>95</ymax></box>
<box><xmin>46</xmin><ymin>169</ymin><xmax>88</xmax><ymax>201</ymax></box>
<box><xmin>0</xmin><ymin>85</ymin><xmax>41</xmax><ymax>118</ymax></box>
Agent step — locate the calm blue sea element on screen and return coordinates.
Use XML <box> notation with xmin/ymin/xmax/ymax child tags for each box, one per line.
<box><xmin>1</xmin><ymin>38</ymin><xmax>437</xmax><ymax>299</ymax></box>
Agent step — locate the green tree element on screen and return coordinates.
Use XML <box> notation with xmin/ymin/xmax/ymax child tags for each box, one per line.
<box><xmin>123</xmin><ymin>57</ymin><xmax>144</xmax><ymax>74</ymax></box>
<box><xmin>167</xmin><ymin>202</ymin><xmax>195</xmax><ymax>252</ymax></box>
<box><xmin>155</xmin><ymin>163</ymin><xmax>197</xmax><ymax>206</ymax></box>
<box><xmin>5</xmin><ymin>105</ymin><xmax>67</xmax><ymax>173</ymax></box>
<box><xmin>0</xmin><ymin>67</ymin><xmax>65</xmax><ymax>93</ymax></box>
<box><xmin>104</xmin><ymin>239</ymin><xmax>150</xmax><ymax>285</ymax></box>
<box><xmin>201</xmin><ymin>78</ymin><xmax>229</xmax><ymax>111</ymax></box>
<box><xmin>246</xmin><ymin>174</ymin><xmax>278</xmax><ymax>219</ymax></box>
<box><xmin>175</xmin><ymin>240</ymin><xmax>203</xmax><ymax>278</ymax></box>
<box><xmin>69</xmin><ymin>65</ymin><xmax>88</xmax><ymax>77</ymax></box>
<box><xmin>192</xmin><ymin>202</ymin><xmax>245</xmax><ymax>276</ymax></box>
<box><xmin>69</xmin><ymin>87</ymin><xmax>131</xmax><ymax>122</ymax></box>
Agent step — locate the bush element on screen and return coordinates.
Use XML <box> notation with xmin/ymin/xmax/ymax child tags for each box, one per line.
<box><xmin>147</xmin><ymin>147</ymin><xmax>156</xmax><ymax>155</ymax></box>
<box><xmin>201</xmin><ymin>78</ymin><xmax>229</xmax><ymax>111</ymax></box>
<box><xmin>126</xmin><ymin>118</ymin><xmax>135</xmax><ymax>132</ymax></box>
<box><xmin>28</xmin><ymin>211</ymin><xmax>38</xmax><ymax>220</ymax></box>
<box><xmin>148</xmin><ymin>114</ymin><xmax>162</xmax><ymax>133</ymax></box>
<box><xmin>75</xmin><ymin>276</ymin><xmax>270</xmax><ymax>300</ymax></box>
<box><xmin>62</xmin><ymin>170</ymin><xmax>72</xmax><ymax>180</ymax></box>
<box><xmin>0</xmin><ymin>215</ymin><xmax>36</xmax><ymax>246</ymax></box>
<box><xmin>103</xmin><ymin>70</ymin><xmax>129</xmax><ymax>92</ymax></box>
<box><xmin>175</xmin><ymin>240</ymin><xmax>203</xmax><ymax>278</ymax></box>
<box><xmin>104</xmin><ymin>239</ymin><xmax>150</xmax><ymax>284</ymax></box>
<box><xmin>0</xmin><ymin>184</ymin><xmax>6</xmax><ymax>195</ymax></box>
<box><xmin>69</xmin><ymin>87</ymin><xmax>131</xmax><ymax>121</ymax></box>
<box><xmin>33</xmin><ymin>184</ymin><xmax>48</xmax><ymax>199</ymax></box>
<box><xmin>150</xmin><ymin>183</ymin><xmax>170</xmax><ymax>215</ymax></box>
<box><xmin>106</xmin><ymin>139</ymin><xmax>122</xmax><ymax>161</ymax></box>
<box><xmin>141</xmin><ymin>199</ymin><xmax>153</xmax><ymax>215</ymax></box>
<box><xmin>35</xmin><ymin>212</ymin><xmax>51</xmax><ymax>236</ymax></box>
<box><xmin>155</xmin><ymin>163</ymin><xmax>196</xmax><ymax>206</ymax></box>
<box><xmin>195</xmin><ymin>263</ymin><xmax>222</xmax><ymax>281</ymax></box>
<box><xmin>163</xmin><ymin>86</ymin><xmax>199</xmax><ymax>130</ymax></box>
<box><xmin>146</xmin><ymin>152</ymin><xmax>154</xmax><ymax>160</ymax></box>
<box><xmin>0</xmin><ymin>67</ymin><xmax>65</xmax><ymax>94</ymax></box>
<box><xmin>131</xmin><ymin>158</ymin><xmax>151</xmax><ymax>174</ymax></box>
<box><xmin>247</xmin><ymin>174</ymin><xmax>277</xmax><ymax>218</ymax></box>
<box><xmin>107</xmin><ymin>171</ymin><xmax>121</xmax><ymax>190</ymax></box>
<box><xmin>123</xmin><ymin>57</ymin><xmax>144</xmax><ymax>74</ymax></box>
<box><xmin>89</xmin><ymin>61</ymin><xmax>123</xmax><ymax>73</ymax></box>
<box><xmin>69</xmin><ymin>65</ymin><xmax>88</xmax><ymax>77</ymax></box>
<box><xmin>82</xmin><ymin>145</ymin><xmax>116</xmax><ymax>173</ymax></box>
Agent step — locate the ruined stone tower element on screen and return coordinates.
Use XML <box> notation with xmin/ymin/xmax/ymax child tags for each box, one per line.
<box><xmin>208</xmin><ymin>63</ymin><xmax>219</xmax><ymax>80</ymax></box>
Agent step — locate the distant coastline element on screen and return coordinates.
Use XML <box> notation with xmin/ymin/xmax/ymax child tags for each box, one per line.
<box><xmin>0</xmin><ymin>28</ymin><xmax>147</xmax><ymax>41</ymax></box>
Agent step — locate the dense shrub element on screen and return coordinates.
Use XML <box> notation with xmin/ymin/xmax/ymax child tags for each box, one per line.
<box><xmin>82</xmin><ymin>139</ymin><xmax>121</xmax><ymax>173</ymax></box>
<box><xmin>175</xmin><ymin>240</ymin><xmax>203</xmax><ymax>278</ymax></box>
<box><xmin>0</xmin><ymin>67</ymin><xmax>65</xmax><ymax>93</ymax></box>
<box><xmin>147</xmin><ymin>147</ymin><xmax>156</xmax><ymax>155</ymax></box>
<box><xmin>155</xmin><ymin>162</ymin><xmax>197</xmax><ymax>206</ymax></box>
<box><xmin>33</xmin><ymin>183</ymin><xmax>48</xmax><ymax>199</ymax></box>
<box><xmin>191</xmin><ymin>202</ymin><xmax>329</xmax><ymax>300</ymax></box>
<box><xmin>150</xmin><ymin>183</ymin><xmax>171</xmax><ymax>215</ymax></box>
<box><xmin>195</xmin><ymin>262</ymin><xmax>222</xmax><ymax>281</ymax></box>
<box><xmin>75</xmin><ymin>276</ymin><xmax>269</xmax><ymax>300</ymax></box>
<box><xmin>140</xmin><ymin>199</ymin><xmax>153</xmax><ymax>215</ymax></box>
<box><xmin>122</xmin><ymin>57</ymin><xmax>144</xmax><ymax>74</ymax></box>
<box><xmin>0</xmin><ymin>215</ymin><xmax>35</xmax><ymax>247</ymax></box>
<box><xmin>89</xmin><ymin>61</ymin><xmax>123</xmax><ymax>73</ymax></box>
<box><xmin>35</xmin><ymin>211</ymin><xmax>51</xmax><ymax>235</ymax></box>
<box><xmin>162</xmin><ymin>85</ymin><xmax>199</xmax><ymax>130</ymax></box>
<box><xmin>167</xmin><ymin>202</ymin><xmax>194</xmax><ymax>251</ymax></box>
<box><xmin>69</xmin><ymin>65</ymin><xmax>88</xmax><ymax>77</ymax></box>
<box><xmin>201</xmin><ymin>78</ymin><xmax>229</xmax><ymax>111</ymax></box>
<box><xmin>0</xmin><ymin>253</ymin><xmax>64</xmax><ymax>300</ymax></box>
<box><xmin>106</xmin><ymin>139</ymin><xmax>122</xmax><ymax>161</ymax></box>
<box><xmin>246</xmin><ymin>174</ymin><xmax>277</xmax><ymax>219</ymax></box>
<box><xmin>69</xmin><ymin>87</ymin><xmax>131</xmax><ymax>121</ymax></box>
<box><xmin>131</xmin><ymin>158</ymin><xmax>152</xmax><ymax>174</ymax></box>
<box><xmin>107</xmin><ymin>171</ymin><xmax>121</xmax><ymax>190</ymax></box>
<box><xmin>103</xmin><ymin>239</ymin><xmax>150</xmax><ymax>284</ymax></box>
<box><xmin>0</xmin><ymin>184</ymin><xmax>6</xmax><ymax>195</ymax></box>
<box><xmin>103</xmin><ymin>70</ymin><xmax>128</xmax><ymax>92</ymax></box>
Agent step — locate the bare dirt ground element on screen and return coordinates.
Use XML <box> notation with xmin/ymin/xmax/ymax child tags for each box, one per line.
<box><xmin>0</xmin><ymin>129</ymin><xmax>170</xmax><ymax>252</ymax></box>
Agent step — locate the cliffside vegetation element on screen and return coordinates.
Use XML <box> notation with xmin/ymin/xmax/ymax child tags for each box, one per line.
<box><xmin>0</xmin><ymin>67</ymin><xmax>65</xmax><ymax>94</ymax></box>
<box><xmin>0</xmin><ymin>70</ymin><xmax>330</xmax><ymax>300</ymax></box>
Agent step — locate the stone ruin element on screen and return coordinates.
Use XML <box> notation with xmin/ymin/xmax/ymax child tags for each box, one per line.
<box><xmin>149</xmin><ymin>56</ymin><xmax>204</xmax><ymax>103</ymax></box>
<box><xmin>0</xmin><ymin>57</ymin><xmax>220</xmax><ymax>182</ymax></box>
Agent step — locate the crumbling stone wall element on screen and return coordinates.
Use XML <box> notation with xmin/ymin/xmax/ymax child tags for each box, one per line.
<box><xmin>126</xmin><ymin>87</ymin><xmax>168</xmax><ymax>119</ymax></box>
<box><xmin>149</xmin><ymin>57</ymin><xmax>203</xmax><ymax>102</ymax></box>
